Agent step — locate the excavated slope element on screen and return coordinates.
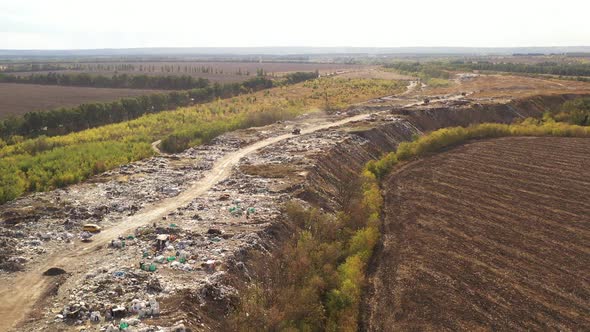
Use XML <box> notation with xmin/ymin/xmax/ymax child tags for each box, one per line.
<box><xmin>302</xmin><ymin>94</ymin><xmax>569</xmax><ymax>209</ymax></box>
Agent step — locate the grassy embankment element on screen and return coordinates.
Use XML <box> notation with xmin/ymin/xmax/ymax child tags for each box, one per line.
<box><xmin>0</xmin><ymin>78</ymin><xmax>404</xmax><ymax>204</ymax></box>
<box><xmin>367</xmin><ymin>119</ymin><xmax>590</xmax><ymax>179</ymax></box>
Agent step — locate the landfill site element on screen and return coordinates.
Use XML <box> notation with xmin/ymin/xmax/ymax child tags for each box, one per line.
<box><xmin>1</xmin><ymin>73</ymin><xmax>590</xmax><ymax>331</ymax></box>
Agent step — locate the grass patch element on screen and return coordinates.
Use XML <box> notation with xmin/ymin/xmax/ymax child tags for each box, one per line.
<box><xmin>425</xmin><ymin>77</ymin><xmax>451</xmax><ymax>88</ymax></box>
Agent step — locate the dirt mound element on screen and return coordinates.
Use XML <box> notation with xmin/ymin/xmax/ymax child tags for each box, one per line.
<box><xmin>364</xmin><ymin>137</ymin><xmax>590</xmax><ymax>331</ymax></box>
<box><xmin>43</xmin><ymin>267</ymin><xmax>66</xmax><ymax>276</ymax></box>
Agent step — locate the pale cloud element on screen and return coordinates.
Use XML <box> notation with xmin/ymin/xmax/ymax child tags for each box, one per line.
<box><xmin>0</xmin><ymin>0</ymin><xmax>588</xmax><ymax>49</ymax></box>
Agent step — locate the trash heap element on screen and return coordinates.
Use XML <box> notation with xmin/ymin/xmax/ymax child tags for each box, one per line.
<box><xmin>0</xmin><ymin>136</ymin><xmax>248</xmax><ymax>274</ymax></box>
<box><xmin>59</xmin><ymin>296</ymin><xmax>163</xmax><ymax>331</ymax></box>
<box><xmin>48</xmin><ymin>222</ymin><xmax>245</xmax><ymax>329</ymax></box>
<box><xmin>3</xmin><ymin>114</ymin><xmax>387</xmax><ymax>331</ymax></box>
<box><xmin>0</xmin><ymin>118</ymin><xmax>302</xmax><ymax>275</ymax></box>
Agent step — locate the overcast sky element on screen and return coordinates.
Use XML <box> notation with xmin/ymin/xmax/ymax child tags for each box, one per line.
<box><xmin>1</xmin><ymin>0</ymin><xmax>588</xmax><ymax>49</ymax></box>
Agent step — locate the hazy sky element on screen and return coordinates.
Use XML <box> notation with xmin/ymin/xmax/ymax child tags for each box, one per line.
<box><xmin>1</xmin><ymin>0</ymin><xmax>588</xmax><ymax>49</ymax></box>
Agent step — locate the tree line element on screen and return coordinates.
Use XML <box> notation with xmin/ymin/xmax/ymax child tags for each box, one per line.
<box><xmin>0</xmin><ymin>63</ymin><xmax>67</xmax><ymax>73</ymax></box>
<box><xmin>384</xmin><ymin>61</ymin><xmax>451</xmax><ymax>79</ymax></box>
<box><xmin>385</xmin><ymin>60</ymin><xmax>590</xmax><ymax>78</ymax></box>
<box><xmin>0</xmin><ymin>72</ymin><xmax>210</xmax><ymax>90</ymax></box>
<box><xmin>0</xmin><ymin>75</ymin><xmax>293</xmax><ymax>140</ymax></box>
<box><xmin>0</xmin><ymin>62</ymin><xmax>273</xmax><ymax>76</ymax></box>
<box><xmin>449</xmin><ymin>61</ymin><xmax>590</xmax><ymax>77</ymax></box>
<box><xmin>283</xmin><ymin>70</ymin><xmax>319</xmax><ymax>84</ymax></box>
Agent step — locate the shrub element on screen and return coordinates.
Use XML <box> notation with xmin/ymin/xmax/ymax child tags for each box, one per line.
<box><xmin>348</xmin><ymin>226</ymin><xmax>380</xmax><ymax>260</ymax></box>
<box><xmin>229</xmin><ymin>167</ymin><xmax>383</xmax><ymax>331</ymax></box>
<box><xmin>557</xmin><ymin>98</ymin><xmax>590</xmax><ymax>126</ymax></box>
<box><xmin>160</xmin><ymin>134</ymin><xmax>192</xmax><ymax>153</ymax></box>
<box><xmin>0</xmin><ymin>162</ymin><xmax>27</xmax><ymax>203</ymax></box>
<box><xmin>395</xmin><ymin>142</ymin><xmax>414</xmax><ymax>161</ymax></box>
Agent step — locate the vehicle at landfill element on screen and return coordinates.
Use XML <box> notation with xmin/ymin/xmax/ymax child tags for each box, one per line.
<box><xmin>82</xmin><ymin>224</ymin><xmax>102</xmax><ymax>233</ymax></box>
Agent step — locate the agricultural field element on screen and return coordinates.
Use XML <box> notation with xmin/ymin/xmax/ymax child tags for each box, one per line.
<box><xmin>2</xmin><ymin>61</ymin><xmax>365</xmax><ymax>83</ymax></box>
<box><xmin>365</xmin><ymin>137</ymin><xmax>590</xmax><ymax>331</ymax></box>
<box><xmin>336</xmin><ymin>68</ymin><xmax>414</xmax><ymax>80</ymax></box>
<box><xmin>0</xmin><ymin>83</ymin><xmax>163</xmax><ymax>118</ymax></box>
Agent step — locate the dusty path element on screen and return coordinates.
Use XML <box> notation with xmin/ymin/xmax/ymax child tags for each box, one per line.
<box><xmin>151</xmin><ymin>139</ymin><xmax>163</xmax><ymax>154</ymax></box>
<box><xmin>0</xmin><ymin>112</ymin><xmax>370</xmax><ymax>332</ymax></box>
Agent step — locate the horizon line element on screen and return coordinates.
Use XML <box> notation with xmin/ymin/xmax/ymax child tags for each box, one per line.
<box><xmin>2</xmin><ymin>45</ymin><xmax>590</xmax><ymax>52</ymax></box>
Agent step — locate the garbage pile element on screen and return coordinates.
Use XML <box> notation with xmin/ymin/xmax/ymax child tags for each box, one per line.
<box><xmin>3</xmin><ymin>114</ymin><xmax>387</xmax><ymax>331</ymax></box>
<box><xmin>0</xmin><ymin>118</ymin><xmax>305</xmax><ymax>275</ymax></box>
<box><xmin>0</xmin><ymin>136</ymin><xmax>249</xmax><ymax>274</ymax></box>
<box><xmin>46</xmin><ymin>223</ymin><xmax>243</xmax><ymax>327</ymax></box>
<box><xmin>58</xmin><ymin>296</ymin><xmax>161</xmax><ymax>330</ymax></box>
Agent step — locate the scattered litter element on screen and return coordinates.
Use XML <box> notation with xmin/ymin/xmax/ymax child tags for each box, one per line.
<box><xmin>1</xmin><ymin>113</ymin><xmax>377</xmax><ymax>331</ymax></box>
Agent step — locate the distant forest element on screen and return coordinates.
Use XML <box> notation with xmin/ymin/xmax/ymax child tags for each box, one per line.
<box><xmin>385</xmin><ymin>61</ymin><xmax>590</xmax><ymax>78</ymax></box>
<box><xmin>450</xmin><ymin>61</ymin><xmax>590</xmax><ymax>77</ymax></box>
<box><xmin>0</xmin><ymin>72</ymin><xmax>210</xmax><ymax>90</ymax></box>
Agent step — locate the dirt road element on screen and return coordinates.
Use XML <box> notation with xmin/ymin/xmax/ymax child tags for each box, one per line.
<box><xmin>151</xmin><ymin>139</ymin><xmax>163</xmax><ymax>154</ymax></box>
<box><xmin>0</xmin><ymin>112</ymin><xmax>370</xmax><ymax>332</ymax></box>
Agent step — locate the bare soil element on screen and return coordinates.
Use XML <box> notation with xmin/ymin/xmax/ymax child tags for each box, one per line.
<box><xmin>0</xmin><ymin>83</ymin><xmax>163</xmax><ymax>118</ymax></box>
<box><xmin>364</xmin><ymin>137</ymin><xmax>590</xmax><ymax>331</ymax></box>
<box><xmin>239</xmin><ymin>163</ymin><xmax>300</xmax><ymax>178</ymax></box>
<box><xmin>425</xmin><ymin>74</ymin><xmax>590</xmax><ymax>99</ymax></box>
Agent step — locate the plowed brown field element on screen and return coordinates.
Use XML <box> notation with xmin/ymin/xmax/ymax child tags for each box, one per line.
<box><xmin>364</xmin><ymin>137</ymin><xmax>590</xmax><ymax>331</ymax></box>
<box><xmin>0</xmin><ymin>83</ymin><xmax>163</xmax><ymax>118</ymax></box>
